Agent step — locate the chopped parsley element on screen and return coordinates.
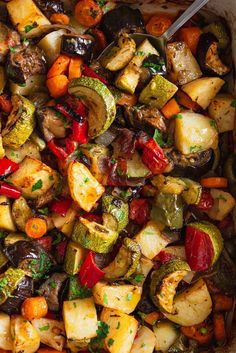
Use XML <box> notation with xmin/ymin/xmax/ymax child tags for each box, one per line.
<box><xmin>89</xmin><ymin>321</ymin><xmax>109</xmax><ymax>353</ymax></box>
<box><xmin>49</xmin><ymin>280</ymin><xmax>57</xmax><ymax>289</ymax></box>
<box><xmin>17</xmin><ymin>83</ymin><xmax>26</xmax><ymax>87</ymax></box>
<box><xmin>134</xmin><ymin>51</ymin><xmax>145</xmax><ymax>56</ymax></box>
<box><xmin>96</xmin><ymin>0</ymin><xmax>107</xmax><ymax>8</ymax></box>
<box><xmin>231</xmin><ymin>99</ymin><xmax>236</xmax><ymax>108</ymax></box>
<box><xmin>83</xmin><ymin>177</ymin><xmax>90</xmax><ymax>183</ymax></box>
<box><xmin>216</xmin><ymin>194</ymin><xmax>227</xmax><ymax>202</ymax></box>
<box><xmin>133</xmin><ymin>274</ymin><xmax>145</xmax><ymax>283</ymax></box>
<box><xmin>9</xmin><ymin>47</ymin><xmax>15</xmax><ymax>53</ymax></box>
<box><xmin>31</xmin><ymin>179</ymin><xmax>43</xmax><ymax>192</ymax></box>
<box><xmin>210</xmin><ymin>119</ymin><xmax>218</xmax><ymax>131</ymax></box>
<box><xmin>24</xmin><ymin>23</ymin><xmax>38</xmax><ymax>33</ymax></box>
<box><xmin>38</xmin><ymin>207</ymin><xmax>49</xmax><ymax>216</ymax></box>
<box><xmin>143</xmin><ymin>61</ymin><xmax>165</xmax><ymax>71</ymax></box>
<box><xmin>116</xmin><ymin>168</ymin><xmax>126</xmax><ymax>177</ymax></box>
<box><xmin>39</xmin><ymin>324</ymin><xmax>50</xmax><ymax>331</ymax></box>
<box><xmin>153</xmin><ymin>129</ymin><xmax>173</xmax><ymax>148</ymax></box>
<box><xmin>116</xmin><ymin>321</ymin><xmax>120</xmax><ymax>329</ymax></box>
<box><xmin>0</xmin><ymin>231</ymin><xmax>6</xmax><ymax>238</ymax></box>
<box><xmin>103</xmin><ymin>293</ymin><xmax>108</xmax><ymax>305</ymax></box>
<box><xmin>126</xmin><ymin>293</ymin><xmax>133</xmax><ymax>301</ymax></box>
<box><xmin>28</xmin><ymin>253</ymin><xmax>52</xmax><ymax>280</ymax></box>
<box><xmin>141</xmin><ymin>343</ymin><xmax>146</xmax><ymax>348</ymax></box>
<box><xmin>189</xmin><ymin>145</ymin><xmax>202</xmax><ymax>153</ymax></box>
<box><xmin>69</xmin><ymin>276</ymin><xmax>91</xmax><ymax>300</ymax></box>
<box><xmin>108</xmin><ymin>338</ymin><xmax>114</xmax><ymax>347</ymax></box>
<box><xmin>51</xmin><ymin>229</ymin><xmax>63</xmax><ymax>245</ymax></box>
<box><xmin>199</xmin><ymin>327</ymin><xmax>208</xmax><ymax>334</ymax></box>
<box><xmin>174</xmin><ymin>113</ymin><xmax>183</xmax><ymax>119</ymax></box>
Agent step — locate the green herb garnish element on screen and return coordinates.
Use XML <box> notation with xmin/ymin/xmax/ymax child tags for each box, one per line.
<box><xmin>103</xmin><ymin>293</ymin><xmax>108</xmax><ymax>305</ymax></box>
<box><xmin>31</xmin><ymin>179</ymin><xmax>43</xmax><ymax>192</ymax></box>
<box><xmin>39</xmin><ymin>324</ymin><xmax>50</xmax><ymax>331</ymax></box>
<box><xmin>108</xmin><ymin>338</ymin><xmax>114</xmax><ymax>347</ymax></box>
<box><xmin>24</xmin><ymin>23</ymin><xmax>38</xmax><ymax>33</ymax></box>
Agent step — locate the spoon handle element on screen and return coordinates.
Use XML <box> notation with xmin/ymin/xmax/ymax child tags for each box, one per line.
<box><xmin>163</xmin><ymin>0</ymin><xmax>209</xmax><ymax>40</ymax></box>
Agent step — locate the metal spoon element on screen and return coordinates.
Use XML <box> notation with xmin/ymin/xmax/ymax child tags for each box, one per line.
<box><xmin>98</xmin><ymin>0</ymin><xmax>209</xmax><ymax>61</ymax></box>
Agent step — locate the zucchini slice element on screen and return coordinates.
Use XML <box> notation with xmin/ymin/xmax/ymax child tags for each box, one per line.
<box><xmin>127</xmin><ymin>152</ymin><xmax>151</xmax><ymax>178</ymax></box>
<box><xmin>102</xmin><ymin>195</ymin><xmax>129</xmax><ymax>232</ymax></box>
<box><xmin>72</xmin><ymin>217</ymin><xmax>118</xmax><ymax>254</ymax></box>
<box><xmin>0</xmin><ymin>267</ymin><xmax>25</xmax><ymax>305</ymax></box>
<box><xmin>64</xmin><ymin>241</ymin><xmax>86</xmax><ymax>275</ymax></box>
<box><xmin>69</xmin><ymin>77</ymin><xmax>116</xmax><ymax>138</ymax></box>
<box><xmin>181</xmin><ymin>178</ymin><xmax>202</xmax><ymax>205</ymax></box>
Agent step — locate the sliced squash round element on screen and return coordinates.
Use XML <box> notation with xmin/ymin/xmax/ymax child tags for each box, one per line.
<box><xmin>102</xmin><ymin>195</ymin><xmax>129</xmax><ymax>232</ymax></box>
<box><xmin>68</xmin><ymin>77</ymin><xmax>116</xmax><ymax>138</ymax></box>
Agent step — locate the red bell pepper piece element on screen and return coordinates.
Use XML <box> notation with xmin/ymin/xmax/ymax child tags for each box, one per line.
<box><xmin>47</xmin><ymin>139</ymin><xmax>68</xmax><ymax>160</ymax></box>
<box><xmin>50</xmin><ymin>198</ymin><xmax>72</xmax><ymax>217</ymax></box>
<box><xmin>185</xmin><ymin>225</ymin><xmax>214</xmax><ymax>271</ymax></box>
<box><xmin>64</xmin><ymin>96</ymin><xmax>87</xmax><ymax>118</ymax></box>
<box><xmin>65</xmin><ymin>136</ymin><xmax>78</xmax><ymax>155</ymax></box>
<box><xmin>36</xmin><ymin>236</ymin><xmax>53</xmax><ymax>252</ymax></box>
<box><xmin>0</xmin><ymin>157</ymin><xmax>19</xmax><ymax>176</ymax></box>
<box><xmin>156</xmin><ymin>251</ymin><xmax>176</xmax><ymax>264</ymax></box>
<box><xmin>72</xmin><ymin>120</ymin><xmax>88</xmax><ymax>144</ymax></box>
<box><xmin>83</xmin><ymin>64</ymin><xmax>108</xmax><ymax>85</ymax></box>
<box><xmin>81</xmin><ymin>213</ymin><xmax>103</xmax><ymax>223</ymax></box>
<box><xmin>196</xmin><ymin>189</ymin><xmax>214</xmax><ymax>210</ymax></box>
<box><xmin>0</xmin><ymin>182</ymin><xmax>21</xmax><ymax>199</ymax></box>
<box><xmin>79</xmin><ymin>251</ymin><xmax>105</xmax><ymax>288</ymax></box>
<box><xmin>55</xmin><ymin>103</ymin><xmax>74</xmax><ymax>120</ymax></box>
<box><xmin>0</xmin><ymin>94</ymin><xmax>12</xmax><ymax>114</ymax></box>
<box><xmin>129</xmin><ymin>198</ymin><xmax>150</xmax><ymax>225</ymax></box>
<box><xmin>141</xmin><ymin>138</ymin><xmax>169</xmax><ymax>175</ymax></box>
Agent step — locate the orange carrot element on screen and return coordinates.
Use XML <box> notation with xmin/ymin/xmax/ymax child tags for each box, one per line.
<box><xmin>92</xmin><ymin>28</ymin><xmax>107</xmax><ymax>53</ymax></box>
<box><xmin>144</xmin><ymin>311</ymin><xmax>161</xmax><ymax>325</ymax></box>
<box><xmin>0</xmin><ymin>94</ymin><xmax>12</xmax><ymax>114</ymax></box>
<box><xmin>50</xmin><ymin>13</ymin><xmax>70</xmax><ymax>25</ymax></box>
<box><xmin>116</xmin><ymin>92</ymin><xmax>138</xmax><ymax>106</ymax></box>
<box><xmin>38</xmin><ymin>349</ymin><xmax>66</xmax><ymax>353</ymax></box>
<box><xmin>179</xmin><ymin>27</ymin><xmax>202</xmax><ymax>55</ymax></box>
<box><xmin>68</xmin><ymin>57</ymin><xmax>83</xmax><ymax>80</ymax></box>
<box><xmin>21</xmin><ymin>296</ymin><xmax>48</xmax><ymax>320</ymax></box>
<box><xmin>181</xmin><ymin>322</ymin><xmax>213</xmax><ymax>345</ymax></box>
<box><xmin>47</xmin><ymin>54</ymin><xmax>70</xmax><ymax>79</ymax></box>
<box><xmin>75</xmin><ymin>0</ymin><xmax>103</xmax><ymax>27</ymax></box>
<box><xmin>25</xmin><ymin>217</ymin><xmax>47</xmax><ymax>239</ymax></box>
<box><xmin>146</xmin><ymin>14</ymin><xmax>172</xmax><ymax>36</ymax></box>
<box><xmin>46</xmin><ymin>75</ymin><xmax>69</xmax><ymax>98</ymax></box>
<box><xmin>213</xmin><ymin>313</ymin><xmax>226</xmax><ymax>342</ymax></box>
<box><xmin>161</xmin><ymin>98</ymin><xmax>181</xmax><ymax>119</ymax></box>
<box><xmin>213</xmin><ymin>294</ymin><xmax>234</xmax><ymax>312</ymax></box>
<box><xmin>201</xmin><ymin>177</ymin><xmax>228</xmax><ymax>188</ymax></box>
<box><xmin>176</xmin><ymin>90</ymin><xmax>200</xmax><ymax>110</ymax></box>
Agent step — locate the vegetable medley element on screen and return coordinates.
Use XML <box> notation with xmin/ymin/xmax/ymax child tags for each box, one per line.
<box><xmin>0</xmin><ymin>1</ymin><xmax>236</xmax><ymax>353</ymax></box>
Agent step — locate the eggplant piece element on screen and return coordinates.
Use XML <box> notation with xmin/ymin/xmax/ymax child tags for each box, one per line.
<box><xmin>100</xmin><ymin>5</ymin><xmax>145</xmax><ymax>41</ymax></box>
<box><xmin>38</xmin><ymin>273</ymin><xmax>68</xmax><ymax>311</ymax></box>
<box><xmin>143</xmin><ymin>54</ymin><xmax>167</xmax><ymax>76</ymax></box>
<box><xmin>37</xmin><ymin>107</ymin><xmax>68</xmax><ymax>142</ymax></box>
<box><xmin>196</xmin><ymin>33</ymin><xmax>230</xmax><ymax>76</ymax></box>
<box><xmin>166</xmin><ymin>148</ymin><xmax>214</xmax><ymax>179</ymax></box>
<box><xmin>0</xmin><ymin>22</ymin><xmax>20</xmax><ymax>63</ymax></box>
<box><xmin>124</xmin><ymin>105</ymin><xmax>166</xmax><ymax>132</ymax></box>
<box><xmin>6</xmin><ymin>45</ymin><xmax>47</xmax><ymax>84</ymax></box>
<box><xmin>0</xmin><ymin>276</ymin><xmax>33</xmax><ymax>314</ymax></box>
<box><xmin>34</xmin><ymin>0</ymin><xmax>64</xmax><ymax>18</ymax></box>
<box><xmin>4</xmin><ymin>241</ymin><xmax>56</xmax><ymax>279</ymax></box>
<box><xmin>61</xmin><ymin>34</ymin><xmax>94</xmax><ymax>62</ymax></box>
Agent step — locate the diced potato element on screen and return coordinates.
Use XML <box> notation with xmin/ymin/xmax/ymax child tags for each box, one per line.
<box><xmin>7</xmin><ymin>156</ymin><xmax>58</xmax><ymax>199</ymax></box>
<box><xmin>38</xmin><ymin>30</ymin><xmax>67</xmax><ymax>65</ymax></box>
<box><xmin>101</xmin><ymin>308</ymin><xmax>138</xmax><ymax>353</ymax></box>
<box><xmin>10</xmin><ymin>75</ymin><xmax>46</xmax><ymax>96</ymax></box>
<box><xmin>165</xmin><ymin>279</ymin><xmax>212</xmax><ymax>326</ymax></box>
<box><xmin>32</xmin><ymin>318</ymin><xmax>65</xmax><ymax>351</ymax></box>
<box><xmin>138</xmin><ymin>257</ymin><xmax>154</xmax><ymax>285</ymax></box>
<box><xmin>5</xmin><ymin>141</ymin><xmax>40</xmax><ymax>163</ymax></box>
<box><xmin>153</xmin><ymin>321</ymin><xmax>179</xmax><ymax>352</ymax></box>
<box><xmin>167</xmin><ymin>41</ymin><xmax>202</xmax><ymax>85</ymax></box>
<box><xmin>0</xmin><ymin>195</ymin><xmax>16</xmax><ymax>231</ymax></box>
<box><xmin>175</xmin><ymin>111</ymin><xmax>218</xmax><ymax>155</ymax></box>
<box><xmin>7</xmin><ymin>0</ymin><xmax>50</xmax><ymax>38</ymax></box>
<box><xmin>68</xmin><ymin>161</ymin><xmax>105</xmax><ymax>212</ymax></box>
<box><xmin>11</xmin><ymin>316</ymin><xmax>40</xmax><ymax>353</ymax></box>
<box><xmin>206</xmin><ymin>189</ymin><xmax>236</xmax><ymax>221</ymax></box>
<box><xmin>135</xmin><ymin>221</ymin><xmax>170</xmax><ymax>259</ymax></box>
<box><xmin>0</xmin><ymin>312</ymin><xmax>13</xmax><ymax>350</ymax></box>
<box><xmin>182</xmin><ymin>77</ymin><xmax>225</xmax><ymax>109</ymax></box>
<box><xmin>52</xmin><ymin>207</ymin><xmax>77</xmax><ymax>237</ymax></box>
<box><xmin>208</xmin><ymin>94</ymin><xmax>236</xmax><ymax>133</ymax></box>
<box><xmin>93</xmin><ymin>282</ymin><xmax>142</xmax><ymax>314</ymax></box>
<box><xmin>130</xmin><ymin>326</ymin><xmax>156</xmax><ymax>353</ymax></box>
<box><xmin>63</xmin><ymin>298</ymin><xmax>97</xmax><ymax>341</ymax></box>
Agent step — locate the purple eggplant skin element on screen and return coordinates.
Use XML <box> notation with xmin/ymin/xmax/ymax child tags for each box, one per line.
<box><xmin>61</xmin><ymin>34</ymin><xmax>94</xmax><ymax>62</ymax></box>
<box><xmin>196</xmin><ymin>32</ymin><xmax>230</xmax><ymax>76</ymax></box>
<box><xmin>0</xmin><ymin>276</ymin><xmax>34</xmax><ymax>314</ymax></box>
<box><xmin>100</xmin><ymin>5</ymin><xmax>145</xmax><ymax>41</ymax></box>
<box><xmin>34</xmin><ymin>0</ymin><xmax>64</xmax><ymax>18</ymax></box>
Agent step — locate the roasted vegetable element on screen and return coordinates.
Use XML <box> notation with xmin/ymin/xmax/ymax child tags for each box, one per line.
<box><xmin>181</xmin><ymin>77</ymin><xmax>225</xmax><ymax>109</ymax></box>
<box><xmin>0</xmin><ymin>66</ymin><xmax>6</xmax><ymax>94</ymax></box>
<box><xmin>11</xmin><ymin>315</ymin><xmax>40</xmax><ymax>353</ymax></box>
<box><xmin>2</xmin><ymin>95</ymin><xmax>35</xmax><ymax>149</ymax></box>
<box><xmin>0</xmin><ymin>312</ymin><xmax>13</xmax><ymax>350</ymax></box>
<box><xmin>174</xmin><ymin>111</ymin><xmax>218</xmax><ymax>155</ymax></box>
<box><xmin>143</xmin><ymin>54</ymin><xmax>167</xmax><ymax>76</ymax></box>
<box><xmin>130</xmin><ymin>326</ymin><xmax>156</xmax><ymax>353</ymax></box>
<box><xmin>139</xmin><ymin>74</ymin><xmax>178</xmax><ymax>109</ymax></box>
<box><xmin>12</xmin><ymin>197</ymin><xmax>32</xmax><ymax>231</ymax></box>
<box><xmin>101</xmin><ymin>34</ymin><xmax>136</xmax><ymax>71</ymax></box>
<box><xmin>127</xmin><ymin>152</ymin><xmax>151</xmax><ymax>178</ymax></box>
<box><xmin>102</xmin><ymin>195</ymin><xmax>129</xmax><ymax>232</ymax></box>
<box><xmin>151</xmin><ymin>175</ymin><xmax>186</xmax><ymax>195</ymax></box>
<box><xmin>203</xmin><ymin>20</ymin><xmax>230</xmax><ymax>49</ymax></box>
<box><xmin>100</xmin><ymin>5</ymin><xmax>144</xmax><ymax>41</ymax></box>
<box><xmin>72</xmin><ymin>217</ymin><xmax>118</xmax><ymax>254</ymax></box>
<box><xmin>32</xmin><ymin>317</ymin><xmax>65</xmax><ymax>351</ymax></box>
<box><xmin>0</xmin><ymin>22</ymin><xmax>20</xmax><ymax>63</ymax></box>
<box><xmin>6</xmin><ymin>0</ymin><xmax>50</xmax><ymax>38</ymax></box>
<box><xmin>0</xmin><ymin>246</ymin><xmax>8</xmax><ymax>269</ymax></box>
<box><xmin>37</xmin><ymin>107</ymin><xmax>67</xmax><ymax>142</ymax></box>
<box><xmin>196</xmin><ymin>33</ymin><xmax>230</xmax><ymax>76</ymax></box>
<box><xmin>10</xmin><ymin>74</ymin><xmax>46</xmax><ymax>96</ymax></box>
<box><xmin>0</xmin><ymin>267</ymin><xmax>25</xmax><ymax>305</ymax></box>
<box><xmin>64</xmin><ymin>241</ymin><xmax>86</xmax><ymax>275</ymax></box>
<box><xmin>69</xmin><ymin>77</ymin><xmax>116</xmax><ymax>138</ymax></box>
<box><xmin>34</xmin><ymin>0</ymin><xmax>64</xmax><ymax>18</ymax></box>
<box><xmin>103</xmin><ymin>245</ymin><xmax>130</xmax><ymax>279</ymax></box>
<box><xmin>153</xmin><ymin>321</ymin><xmax>179</xmax><ymax>352</ymax></box>
<box><xmin>5</xmin><ymin>141</ymin><xmax>40</xmax><ymax>164</ymax></box>
<box><xmin>93</xmin><ymin>281</ymin><xmax>142</xmax><ymax>314</ymax></box>
<box><xmin>208</xmin><ymin>94</ymin><xmax>236</xmax><ymax>133</ymax></box>
<box><xmin>61</xmin><ymin>34</ymin><xmax>94</xmax><ymax>62</ymax></box>
<box><xmin>167</xmin><ymin>41</ymin><xmax>202</xmax><ymax>85</ymax></box>
<box><xmin>206</xmin><ymin>189</ymin><xmax>235</xmax><ymax>221</ymax></box>
<box><xmin>4</xmin><ymin>240</ymin><xmax>55</xmax><ymax>279</ymax></box>
<box><xmin>0</xmin><ymin>195</ymin><xmax>16</xmax><ymax>231</ymax></box>
<box><xmin>0</xmin><ymin>276</ymin><xmax>34</xmax><ymax>314</ymax></box>
<box><xmin>7</xmin><ymin>156</ymin><xmax>59</xmax><ymax>199</ymax></box>
<box><xmin>38</xmin><ymin>29</ymin><xmax>66</xmax><ymax>65</ymax></box>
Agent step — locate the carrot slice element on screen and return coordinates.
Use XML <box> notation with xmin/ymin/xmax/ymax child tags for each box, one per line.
<box><xmin>201</xmin><ymin>177</ymin><xmax>228</xmax><ymax>188</ymax></box>
<box><xmin>213</xmin><ymin>313</ymin><xmax>227</xmax><ymax>342</ymax></box>
<box><xmin>144</xmin><ymin>311</ymin><xmax>161</xmax><ymax>325</ymax></box>
<box><xmin>25</xmin><ymin>217</ymin><xmax>47</xmax><ymax>239</ymax></box>
<box><xmin>47</xmin><ymin>54</ymin><xmax>70</xmax><ymax>79</ymax></box>
<box><xmin>179</xmin><ymin>27</ymin><xmax>202</xmax><ymax>55</ymax></box>
<box><xmin>146</xmin><ymin>14</ymin><xmax>172</xmax><ymax>36</ymax></box>
<box><xmin>213</xmin><ymin>294</ymin><xmax>234</xmax><ymax>312</ymax></box>
<box><xmin>176</xmin><ymin>90</ymin><xmax>200</xmax><ymax>110</ymax></box>
<box><xmin>116</xmin><ymin>92</ymin><xmax>138</xmax><ymax>106</ymax></box>
<box><xmin>181</xmin><ymin>322</ymin><xmax>213</xmax><ymax>345</ymax></box>
<box><xmin>46</xmin><ymin>75</ymin><xmax>69</xmax><ymax>98</ymax></box>
<box><xmin>21</xmin><ymin>297</ymin><xmax>48</xmax><ymax>320</ymax></box>
<box><xmin>161</xmin><ymin>98</ymin><xmax>181</xmax><ymax>119</ymax></box>
<box><xmin>68</xmin><ymin>57</ymin><xmax>83</xmax><ymax>80</ymax></box>
<box><xmin>50</xmin><ymin>13</ymin><xmax>70</xmax><ymax>25</ymax></box>
<box><xmin>75</xmin><ymin>0</ymin><xmax>103</xmax><ymax>27</ymax></box>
